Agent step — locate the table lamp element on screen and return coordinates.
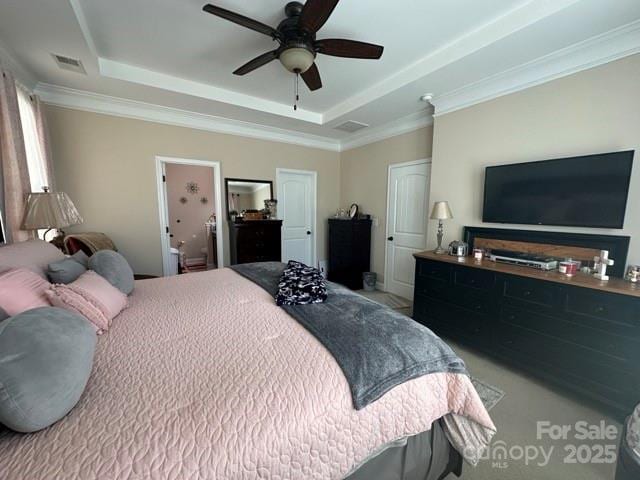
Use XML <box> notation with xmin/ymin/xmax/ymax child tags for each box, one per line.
<box><xmin>430</xmin><ymin>201</ymin><xmax>453</xmax><ymax>254</ymax></box>
<box><xmin>22</xmin><ymin>187</ymin><xmax>83</xmax><ymax>249</ymax></box>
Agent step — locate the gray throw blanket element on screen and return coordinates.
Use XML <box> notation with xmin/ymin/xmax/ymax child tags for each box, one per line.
<box><xmin>230</xmin><ymin>262</ymin><xmax>467</xmax><ymax>410</ymax></box>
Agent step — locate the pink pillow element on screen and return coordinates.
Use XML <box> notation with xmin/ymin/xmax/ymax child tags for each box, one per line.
<box><xmin>46</xmin><ymin>271</ymin><xmax>127</xmax><ymax>334</ymax></box>
<box><xmin>0</xmin><ymin>268</ymin><xmax>51</xmax><ymax>316</ymax></box>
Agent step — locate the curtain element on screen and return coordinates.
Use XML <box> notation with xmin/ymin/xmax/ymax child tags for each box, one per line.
<box><xmin>0</xmin><ymin>70</ymin><xmax>33</xmax><ymax>243</ymax></box>
<box><xmin>34</xmin><ymin>96</ymin><xmax>55</xmax><ymax>191</ymax></box>
<box><xmin>17</xmin><ymin>88</ymin><xmax>52</xmax><ymax>193</ymax></box>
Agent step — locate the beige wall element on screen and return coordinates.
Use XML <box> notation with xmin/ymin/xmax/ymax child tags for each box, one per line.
<box><xmin>48</xmin><ymin>106</ymin><xmax>340</xmax><ymax>276</ymax></box>
<box><xmin>431</xmin><ymin>54</ymin><xmax>640</xmax><ymax>268</ymax></box>
<box><xmin>340</xmin><ymin>127</ymin><xmax>433</xmax><ymax>282</ymax></box>
<box><xmin>47</xmin><ymin>53</ymin><xmax>640</xmax><ymax>281</ymax></box>
<box><xmin>165</xmin><ymin>163</ymin><xmax>214</xmax><ymax>260</ymax></box>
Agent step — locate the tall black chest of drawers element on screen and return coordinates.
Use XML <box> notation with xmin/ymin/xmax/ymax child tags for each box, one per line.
<box><xmin>413</xmin><ymin>251</ymin><xmax>640</xmax><ymax>415</ymax></box>
<box><xmin>328</xmin><ymin>218</ymin><xmax>372</xmax><ymax>289</ymax></box>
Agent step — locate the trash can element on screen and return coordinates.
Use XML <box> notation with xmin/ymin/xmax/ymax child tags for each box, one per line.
<box><xmin>168</xmin><ymin>247</ymin><xmax>180</xmax><ymax>276</ymax></box>
<box><xmin>362</xmin><ymin>272</ymin><xmax>377</xmax><ymax>292</ymax></box>
<box><xmin>616</xmin><ymin>406</ymin><xmax>640</xmax><ymax>480</ymax></box>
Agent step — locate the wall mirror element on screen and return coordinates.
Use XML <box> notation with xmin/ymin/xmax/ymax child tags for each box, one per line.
<box><xmin>225</xmin><ymin>178</ymin><xmax>273</xmax><ymax>219</ymax></box>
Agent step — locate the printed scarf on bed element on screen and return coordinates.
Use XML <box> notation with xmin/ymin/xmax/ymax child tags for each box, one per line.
<box><xmin>275</xmin><ymin>260</ymin><xmax>327</xmax><ymax>306</ymax></box>
<box><xmin>230</xmin><ymin>262</ymin><xmax>468</xmax><ymax>410</ymax></box>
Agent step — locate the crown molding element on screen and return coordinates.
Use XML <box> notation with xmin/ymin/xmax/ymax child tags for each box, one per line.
<box><xmin>340</xmin><ymin>110</ymin><xmax>433</xmax><ymax>152</ymax></box>
<box><xmin>34</xmin><ymin>83</ymin><xmax>436</xmax><ymax>153</ymax></box>
<box><xmin>432</xmin><ymin>19</ymin><xmax>640</xmax><ymax>117</ymax></box>
<box><xmin>34</xmin><ymin>83</ymin><xmax>341</xmax><ymax>152</ymax></box>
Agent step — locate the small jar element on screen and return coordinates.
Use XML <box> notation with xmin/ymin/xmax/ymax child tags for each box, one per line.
<box><xmin>473</xmin><ymin>248</ymin><xmax>484</xmax><ymax>261</ymax></box>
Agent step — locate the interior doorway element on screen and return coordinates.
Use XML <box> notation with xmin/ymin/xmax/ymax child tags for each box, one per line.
<box><xmin>156</xmin><ymin>156</ymin><xmax>223</xmax><ymax>276</ymax></box>
<box><xmin>276</xmin><ymin>168</ymin><xmax>317</xmax><ymax>267</ymax></box>
<box><xmin>384</xmin><ymin>159</ymin><xmax>431</xmax><ymax>300</ymax></box>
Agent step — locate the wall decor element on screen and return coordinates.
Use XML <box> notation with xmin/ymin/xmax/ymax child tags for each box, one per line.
<box><xmin>179</xmin><ymin>196</ymin><xmax>188</xmax><ymax>204</ymax></box>
<box><xmin>186</xmin><ymin>181</ymin><xmax>200</xmax><ymax>195</ymax></box>
<box><xmin>201</xmin><ymin>197</ymin><xmax>208</xmax><ymax>205</ymax></box>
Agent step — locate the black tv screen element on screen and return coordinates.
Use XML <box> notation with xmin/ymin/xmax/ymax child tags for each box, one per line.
<box><xmin>482</xmin><ymin>151</ymin><xmax>634</xmax><ymax>229</ymax></box>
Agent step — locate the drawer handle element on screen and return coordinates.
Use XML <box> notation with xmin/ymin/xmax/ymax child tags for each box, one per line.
<box><xmin>475</xmin><ymin>304</ymin><xmax>482</xmax><ymax>311</ymax></box>
<box><xmin>508</xmin><ymin>314</ymin><xmax>516</xmax><ymax>321</ymax></box>
<box><xmin>523</xmin><ymin>290</ymin><xmax>531</xmax><ymax>296</ymax></box>
<box><xmin>595</xmin><ymin>306</ymin><xmax>606</xmax><ymax>313</ymax></box>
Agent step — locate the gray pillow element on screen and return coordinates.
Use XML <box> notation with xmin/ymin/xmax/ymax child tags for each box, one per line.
<box><xmin>70</xmin><ymin>251</ymin><xmax>89</xmax><ymax>268</ymax></box>
<box><xmin>89</xmin><ymin>250</ymin><xmax>134</xmax><ymax>295</ymax></box>
<box><xmin>0</xmin><ymin>307</ymin><xmax>96</xmax><ymax>433</ymax></box>
<box><xmin>47</xmin><ymin>252</ymin><xmax>89</xmax><ymax>284</ymax></box>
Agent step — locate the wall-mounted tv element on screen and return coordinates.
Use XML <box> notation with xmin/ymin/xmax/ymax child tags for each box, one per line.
<box><xmin>482</xmin><ymin>151</ymin><xmax>634</xmax><ymax>229</ymax></box>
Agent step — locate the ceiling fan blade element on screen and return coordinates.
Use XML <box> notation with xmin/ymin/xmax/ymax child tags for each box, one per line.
<box><xmin>299</xmin><ymin>0</ymin><xmax>340</xmax><ymax>34</ymax></box>
<box><xmin>233</xmin><ymin>50</ymin><xmax>279</xmax><ymax>76</ymax></box>
<box><xmin>315</xmin><ymin>39</ymin><xmax>384</xmax><ymax>59</ymax></box>
<box><xmin>202</xmin><ymin>4</ymin><xmax>280</xmax><ymax>40</ymax></box>
<box><xmin>301</xmin><ymin>63</ymin><xmax>322</xmax><ymax>91</ymax></box>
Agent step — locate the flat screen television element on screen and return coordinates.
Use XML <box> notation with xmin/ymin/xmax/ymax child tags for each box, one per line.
<box><xmin>482</xmin><ymin>151</ymin><xmax>634</xmax><ymax>229</ymax></box>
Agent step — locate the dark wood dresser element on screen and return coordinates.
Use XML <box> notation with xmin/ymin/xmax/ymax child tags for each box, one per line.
<box><xmin>229</xmin><ymin>220</ymin><xmax>282</xmax><ymax>265</ymax></box>
<box><xmin>328</xmin><ymin>218</ymin><xmax>372</xmax><ymax>289</ymax></box>
<box><xmin>413</xmin><ymin>250</ymin><xmax>640</xmax><ymax>415</ymax></box>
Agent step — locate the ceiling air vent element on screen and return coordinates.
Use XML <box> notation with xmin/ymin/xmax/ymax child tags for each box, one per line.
<box><xmin>335</xmin><ymin>120</ymin><xmax>369</xmax><ymax>133</ymax></box>
<box><xmin>51</xmin><ymin>54</ymin><xmax>86</xmax><ymax>74</ymax></box>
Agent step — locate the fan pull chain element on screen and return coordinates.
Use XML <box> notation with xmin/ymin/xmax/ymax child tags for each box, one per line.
<box><xmin>293</xmin><ymin>73</ymin><xmax>300</xmax><ymax>111</ymax></box>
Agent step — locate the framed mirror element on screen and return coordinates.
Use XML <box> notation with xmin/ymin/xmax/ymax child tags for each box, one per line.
<box><xmin>225</xmin><ymin>178</ymin><xmax>274</xmax><ymax>220</ymax></box>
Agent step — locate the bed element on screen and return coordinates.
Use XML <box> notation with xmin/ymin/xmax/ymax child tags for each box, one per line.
<box><xmin>0</xmin><ymin>266</ymin><xmax>495</xmax><ymax>479</ymax></box>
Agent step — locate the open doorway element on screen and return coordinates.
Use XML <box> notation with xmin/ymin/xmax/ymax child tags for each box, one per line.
<box><xmin>156</xmin><ymin>156</ymin><xmax>223</xmax><ymax>276</ymax></box>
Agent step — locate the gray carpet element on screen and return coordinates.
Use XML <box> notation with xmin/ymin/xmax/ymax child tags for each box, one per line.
<box><xmin>450</xmin><ymin>340</ymin><xmax>620</xmax><ymax>480</ymax></box>
<box><xmin>356</xmin><ymin>289</ymin><xmax>618</xmax><ymax>479</ymax></box>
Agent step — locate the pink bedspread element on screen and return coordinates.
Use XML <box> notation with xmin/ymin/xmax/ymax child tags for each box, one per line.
<box><xmin>0</xmin><ymin>269</ymin><xmax>495</xmax><ymax>479</ymax></box>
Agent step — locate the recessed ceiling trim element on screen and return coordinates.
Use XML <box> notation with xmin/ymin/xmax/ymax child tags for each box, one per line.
<box><xmin>68</xmin><ymin>0</ymin><xmax>99</xmax><ymax>57</ymax></box>
<box><xmin>322</xmin><ymin>0</ymin><xmax>581</xmax><ymax>123</ymax></box>
<box><xmin>98</xmin><ymin>58</ymin><xmax>324</xmax><ymax>124</ymax></box>
<box><xmin>35</xmin><ymin>83</ymin><xmax>340</xmax><ymax>152</ymax></box>
<box><xmin>340</xmin><ymin>110</ymin><xmax>433</xmax><ymax>152</ymax></box>
<box><xmin>432</xmin><ymin>19</ymin><xmax>640</xmax><ymax>116</ymax></box>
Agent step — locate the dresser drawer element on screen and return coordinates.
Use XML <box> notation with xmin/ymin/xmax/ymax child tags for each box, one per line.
<box><xmin>457</xmin><ymin>288</ymin><xmax>497</xmax><ymax>316</ymax></box>
<box><xmin>500</xmin><ymin>306</ymin><xmax>639</xmax><ymax>364</ymax></box>
<box><xmin>566</xmin><ymin>289</ymin><xmax>640</xmax><ymax>328</ymax></box>
<box><xmin>494</xmin><ymin>320</ymin><xmax>640</xmax><ymax>398</ymax></box>
<box><xmin>414</xmin><ymin>295</ymin><xmax>486</xmax><ymax>343</ymax></box>
<box><xmin>417</xmin><ymin>260</ymin><xmax>452</xmax><ymax>284</ymax></box>
<box><xmin>454</xmin><ymin>267</ymin><xmax>496</xmax><ymax>291</ymax></box>
<box><xmin>503</xmin><ymin>276</ymin><xmax>562</xmax><ymax>310</ymax></box>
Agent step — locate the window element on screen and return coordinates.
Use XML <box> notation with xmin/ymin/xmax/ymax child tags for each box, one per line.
<box><xmin>17</xmin><ymin>86</ymin><xmax>49</xmax><ymax>193</ymax></box>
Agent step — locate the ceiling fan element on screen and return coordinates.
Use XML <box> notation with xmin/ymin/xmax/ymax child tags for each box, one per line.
<box><xmin>202</xmin><ymin>0</ymin><xmax>384</xmax><ymax>94</ymax></box>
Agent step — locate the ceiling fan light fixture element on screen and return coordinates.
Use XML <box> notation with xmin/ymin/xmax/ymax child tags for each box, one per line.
<box><xmin>279</xmin><ymin>47</ymin><xmax>315</xmax><ymax>73</ymax></box>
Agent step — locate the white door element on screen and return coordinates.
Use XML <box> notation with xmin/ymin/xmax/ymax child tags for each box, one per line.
<box><xmin>385</xmin><ymin>160</ymin><xmax>431</xmax><ymax>300</ymax></box>
<box><xmin>277</xmin><ymin>169</ymin><xmax>316</xmax><ymax>266</ymax></box>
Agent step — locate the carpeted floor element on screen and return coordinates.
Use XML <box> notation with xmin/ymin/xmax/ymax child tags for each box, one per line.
<box><xmin>451</xmin><ymin>340</ymin><xmax>621</xmax><ymax>480</ymax></box>
<box><xmin>357</xmin><ymin>288</ymin><xmax>621</xmax><ymax>479</ymax></box>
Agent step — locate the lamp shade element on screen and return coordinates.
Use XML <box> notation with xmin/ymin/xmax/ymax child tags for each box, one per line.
<box><xmin>22</xmin><ymin>191</ymin><xmax>83</xmax><ymax>230</ymax></box>
<box><xmin>430</xmin><ymin>201</ymin><xmax>453</xmax><ymax>220</ymax></box>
